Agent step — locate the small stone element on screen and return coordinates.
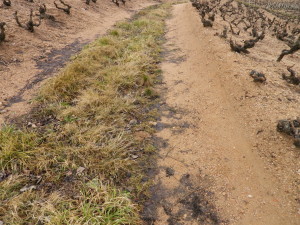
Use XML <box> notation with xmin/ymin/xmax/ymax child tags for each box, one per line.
<box><xmin>20</xmin><ymin>185</ymin><xmax>37</xmax><ymax>192</ymax></box>
<box><xmin>131</xmin><ymin>154</ymin><xmax>139</xmax><ymax>159</ymax></box>
<box><xmin>129</xmin><ymin>119</ymin><xmax>138</xmax><ymax>125</ymax></box>
<box><xmin>27</xmin><ymin>122</ymin><xmax>37</xmax><ymax>128</ymax></box>
<box><xmin>76</xmin><ymin>167</ymin><xmax>85</xmax><ymax>175</ymax></box>
<box><xmin>0</xmin><ymin>220</ymin><xmax>3</xmax><ymax>225</ymax></box>
<box><xmin>149</xmin><ymin>121</ymin><xmax>157</xmax><ymax>126</ymax></box>
<box><xmin>247</xmin><ymin>194</ymin><xmax>253</xmax><ymax>198</ymax></box>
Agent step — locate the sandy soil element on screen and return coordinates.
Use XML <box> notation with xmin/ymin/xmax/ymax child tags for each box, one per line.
<box><xmin>143</xmin><ymin>2</ymin><xmax>300</xmax><ymax>225</ymax></box>
<box><xmin>0</xmin><ymin>0</ymin><xmax>157</xmax><ymax>125</ymax></box>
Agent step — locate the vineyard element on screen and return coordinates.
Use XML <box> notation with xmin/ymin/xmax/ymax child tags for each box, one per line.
<box><xmin>190</xmin><ymin>0</ymin><xmax>300</xmax><ymax>147</ymax></box>
<box><xmin>244</xmin><ymin>0</ymin><xmax>300</xmax><ymax>19</ymax></box>
<box><xmin>0</xmin><ymin>0</ymin><xmax>300</xmax><ymax>224</ymax></box>
<box><xmin>0</xmin><ymin>0</ymin><xmax>133</xmax><ymax>55</ymax></box>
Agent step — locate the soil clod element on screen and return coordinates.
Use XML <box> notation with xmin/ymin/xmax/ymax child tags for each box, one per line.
<box><xmin>165</xmin><ymin>167</ymin><xmax>175</xmax><ymax>177</ymax></box>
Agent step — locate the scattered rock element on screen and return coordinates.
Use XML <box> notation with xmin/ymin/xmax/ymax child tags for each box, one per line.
<box><xmin>20</xmin><ymin>185</ymin><xmax>37</xmax><ymax>192</ymax></box>
<box><xmin>27</xmin><ymin>122</ymin><xmax>37</xmax><ymax>128</ymax></box>
<box><xmin>131</xmin><ymin>154</ymin><xmax>139</xmax><ymax>159</ymax></box>
<box><xmin>129</xmin><ymin>119</ymin><xmax>138</xmax><ymax>125</ymax></box>
<box><xmin>149</xmin><ymin>121</ymin><xmax>157</xmax><ymax>127</ymax></box>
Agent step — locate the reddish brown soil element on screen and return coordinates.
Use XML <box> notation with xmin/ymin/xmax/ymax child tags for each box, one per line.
<box><xmin>144</xmin><ymin>2</ymin><xmax>300</xmax><ymax>225</ymax></box>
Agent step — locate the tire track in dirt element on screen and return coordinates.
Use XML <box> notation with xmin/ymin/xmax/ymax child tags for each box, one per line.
<box><xmin>143</xmin><ymin>2</ymin><xmax>299</xmax><ymax>225</ymax></box>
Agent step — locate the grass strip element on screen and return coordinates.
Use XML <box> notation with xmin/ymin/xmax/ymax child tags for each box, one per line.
<box><xmin>0</xmin><ymin>3</ymin><xmax>172</xmax><ymax>224</ymax></box>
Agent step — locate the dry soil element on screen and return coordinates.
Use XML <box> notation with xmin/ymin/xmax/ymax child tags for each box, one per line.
<box><xmin>144</xmin><ymin>2</ymin><xmax>299</xmax><ymax>225</ymax></box>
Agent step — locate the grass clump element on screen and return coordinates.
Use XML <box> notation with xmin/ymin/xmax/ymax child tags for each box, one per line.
<box><xmin>0</xmin><ymin>3</ymin><xmax>172</xmax><ymax>224</ymax></box>
<box><xmin>0</xmin><ymin>180</ymin><xmax>139</xmax><ymax>225</ymax></box>
<box><xmin>0</xmin><ymin>126</ymin><xmax>40</xmax><ymax>172</ymax></box>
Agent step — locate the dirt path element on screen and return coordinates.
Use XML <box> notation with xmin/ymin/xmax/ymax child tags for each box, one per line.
<box><xmin>144</xmin><ymin>3</ymin><xmax>299</xmax><ymax>224</ymax></box>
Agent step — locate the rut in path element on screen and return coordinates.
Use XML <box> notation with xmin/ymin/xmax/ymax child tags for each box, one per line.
<box><xmin>143</xmin><ymin>3</ymin><xmax>299</xmax><ymax>225</ymax></box>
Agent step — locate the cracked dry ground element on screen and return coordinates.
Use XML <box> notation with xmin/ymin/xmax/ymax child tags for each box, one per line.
<box><xmin>143</xmin><ymin>3</ymin><xmax>299</xmax><ymax>225</ymax></box>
